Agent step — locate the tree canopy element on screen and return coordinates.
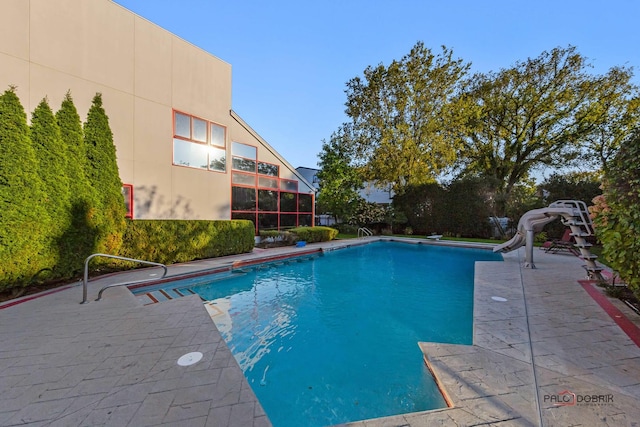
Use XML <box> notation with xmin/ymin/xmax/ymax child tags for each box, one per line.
<box><xmin>457</xmin><ymin>46</ymin><xmax>615</xmax><ymax>214</ymax></box>
<box><xmin>344</xmin><ymin>42</ymin><xmax>470</xmax><ymax>193</ymax></box>
<box><xmin>316</xmin><ymin>124</ymin><xmax>364</xmax><ymax>222</ymax></box>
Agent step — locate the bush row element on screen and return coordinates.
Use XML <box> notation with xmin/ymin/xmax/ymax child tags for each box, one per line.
<box><xmin>258</xmin><ymin>226</ymin><xmax>338</xmax><ymax>247</ymax></box>
<box><xmin>119</xmin><ymin>220</ymin><xmax>255</xmax><ymax>265</ymax></box>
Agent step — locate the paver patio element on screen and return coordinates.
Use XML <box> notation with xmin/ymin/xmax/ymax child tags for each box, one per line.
<box><xmin>1</xmin><ymin>239</ymin><xmax>639</xmax><ymax>426</ymax></box>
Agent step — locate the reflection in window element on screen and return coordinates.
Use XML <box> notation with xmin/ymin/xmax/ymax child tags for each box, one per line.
<box><xmin>298</xmin><ymin>214</ymin><xmax>312</xmax><ymax>227</ymax></box>
<box><xmin>280</xmin><ymin>192</ymin><xmax>297</xmax><ymax>212</ymax></box>
<box><xmin>209</xmin><ymin>147</ymin><xmax>226</xmax><ymax>172</ymax></box>
<box><xmin>232</xmin><ymin>172</ymin><xmax>256</xmax><ymax>186</ymax></box>
<box><xmin>232</xmin><ymin>157</ymin><xmax>257</xmax><ymax>172</ymax></box>
<box><xmin>193</xmin><ymin>117</ymin><xmax>207</xmax><ymax>142</ymax></box>
<box><xmin>258</xmin><ymin>213</ymin><xmax>278</xmax><ymax>230</ymax></box>
<box><xmin>258</xmin><ymin>190</ymin><xmax>278</xmax><ymax>212</ymax></box>
<box><xmin>258</xmin><ymin>177</ymin><xmax>278</xmax><ymax>189</ymax></box>
<box><xmin>173</xmin><ymin>138</ymin><xmax>208</xmax><ymax>169</ymax></box>
<box><xmin>211</xmin><ymin>123</ymin><xmax>225</xmax><ymax>147</ymax></box>
<box><xmin>174</xmin><ymin>112</ymin><xmax>190</xmax><ymax>138</ymax></box>
<box><xmin>232</xmin><ymin>142</ymin><xmax>257</xmax><ymax>159</ymax></box>
<box><xmin>232</xmin><ymin>186</ymin><xmax>256</xmax><ymax>211</ymax></box>
<box><xmin>298</xmin><ymin>194</ymin><xmax>313</xmax><ymax>212</ymax></box>
<box><xmin>280</xmin><ymin>214</ymin><xmax>297</xmax><ymax>228</ymax></box>
<box><xmin>281</xmin><ymin>179</ymin><xmax>298</xmax><ymax>192</ymax></box>
<box><xmin>258</xmin><ymin>162</ymin><xmax>279</xmax><ymax>176</ymax></box>
<box><xmin>173</xmin><ymin>111</ymin><xmax>227</xmax><ymax>173</ymax></box>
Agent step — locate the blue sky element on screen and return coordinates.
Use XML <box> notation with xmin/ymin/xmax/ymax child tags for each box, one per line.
<box><xmin>115</xmin><ymin>0</ymin><xmax>640</xmax><ymax>171</ymax></box>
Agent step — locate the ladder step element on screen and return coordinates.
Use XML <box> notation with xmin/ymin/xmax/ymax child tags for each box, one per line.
<box><xmin>570</xmin><ymin>232</ymin><xmax>592</xmax><ymax>237</ymax></box>
<box><xmin>575</xmin><ymin>242</ymin><xmax>593</xmax><ymax>248</ymax></box>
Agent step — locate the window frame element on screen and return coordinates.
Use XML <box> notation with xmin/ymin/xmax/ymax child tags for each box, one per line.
<box><xmin>122</xmin><ymin>184</ymin><xmax>133</xmax><ymax>219</ymax></box>
<box><xmin>172</xmin><ymin>110</ymin><xmax>227</xmax><ymax>173</ymax></box>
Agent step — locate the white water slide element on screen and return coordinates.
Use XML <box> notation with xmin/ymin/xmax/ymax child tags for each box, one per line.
<box><xmin>493</xmin><ymin>200</ymin><xmax>601</xmax><ymax>277</ymax></box>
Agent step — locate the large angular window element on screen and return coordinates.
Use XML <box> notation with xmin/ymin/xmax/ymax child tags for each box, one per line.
<box><xmin>173</xmin><ymin>111</ymin><xmax>226</xmax><ymax>173</ymax></box>
<box><xmin>230</xmin><ymin>144</ymin><xmax>314</xmax><ymax>232</ymax></box>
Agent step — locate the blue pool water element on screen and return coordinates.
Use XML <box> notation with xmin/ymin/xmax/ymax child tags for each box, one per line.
<box><xmin>168</xmin><ymin>241</ymin><xmax>501</xmax><ymax>426</ymax></box>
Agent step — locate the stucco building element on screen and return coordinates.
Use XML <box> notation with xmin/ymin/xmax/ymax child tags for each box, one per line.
<box><xmin>0</xmin><ymin>0</ymin><xmax>314</xmax><ymax>232</ymax></box>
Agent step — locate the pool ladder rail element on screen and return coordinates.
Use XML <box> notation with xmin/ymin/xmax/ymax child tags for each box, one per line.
<box><xmin>358</xmin><ymin>227</ymin><xmax>373</xmax><ymax>239</ymax></box>
<box><xmin>81</xmin><ymin>253</ymin><xmax>168</xmax><ymax>304</ymax></box>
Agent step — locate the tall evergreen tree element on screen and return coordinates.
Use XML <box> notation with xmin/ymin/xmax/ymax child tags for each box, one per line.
<box><xmin>56</xmin><ymin>92</ymin><xmax>101</xmax><ymax>275</ymax></box>
<box><xmin>83</xmin><ymin>93</ymin><xmax>126</xmax><ymax>255</ymax></box>
<box><xmin>0</xmin><ymin>88</ymin><xmax>52</xmax><ymax>290</ymax></box>
<box><xmin>31</xmin><ymin>97</ymin><xmax>72</xmax><ymax>275</ymax></box>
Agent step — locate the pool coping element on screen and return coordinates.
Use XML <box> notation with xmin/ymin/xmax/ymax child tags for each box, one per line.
<box><xmin>1</xmin><ymin>237</ymin><xmax>639</xmax><ymax>427</ymax></box>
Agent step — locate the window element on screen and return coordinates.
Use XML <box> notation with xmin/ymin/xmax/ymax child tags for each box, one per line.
<box><xmin>229</xmin><ymin>145</ymin><xmax>314</xmax><ymax>232</ymax></box>
<box><xmin>280</xmin><ymin>192</ymin><xmax>297</xmax><ymax>212</ymax></box>
<box><xmin>122</xmin><ymin>184</ymin><xmax>133</xmax><ymax>218</ymax></box>
<box><xmin>173</xmin><ymin>111</ymin><xmax>226</xmax><ymax>173</ymax></box>
<box><xmin>258</xmin><ymin>162</ymin><xmax>279</xmax><ymax>176</ymax></box>
<box><xmin>258</xmin><ymin>190</ymin><xmax>278</xmax><ymax>212</ymax></box>
<box><xmin>298</xmin><ymin>194</ymin><xmax>313</xmax><ymax>212</ymax></box>
<box><xmin>258</xmin><ymin>176</ymin><xmax>278</xmax><ymax>189</ymax></box>
<box><xmin>281</xmin><ymin>179</ymin><xmax>298</xmax><ymax>192</ymax></box>
<box><xmin>232</xmin><ymin>172</ymin><xmax>256</xmax><ymax>186</ymax></box>
<box><xmin>232</xmin><ymin>142</ymin><xmax>257</xmax><ymax>173</ymax></box>
<box><xmin>231</xmin><ymin>186</ymin><xmax>256</xmax><ymax>211</ymax></box>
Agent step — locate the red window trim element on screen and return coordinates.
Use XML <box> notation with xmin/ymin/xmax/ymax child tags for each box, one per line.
<box><xmin>122</xmin><ymin>183</ymin><xmax>134</xmax><ymax>219</ymax></box>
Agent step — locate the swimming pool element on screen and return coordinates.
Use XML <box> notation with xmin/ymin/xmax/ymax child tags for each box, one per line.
<box><xmin>144</xmin><ymin>241</ymin><xmax>502</xmax><ymax>426</ymax></box>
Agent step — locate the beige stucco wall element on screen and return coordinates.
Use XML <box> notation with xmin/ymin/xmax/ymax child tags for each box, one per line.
<box><xmin>0</xmin><ymin>0</ymin><xmax>312</xmax><ymax>223</ymax></box>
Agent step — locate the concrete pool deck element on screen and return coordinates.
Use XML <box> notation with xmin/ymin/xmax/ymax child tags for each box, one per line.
<box><xmin>1</xmin><ymin>238</ymin><xmax>639</xmax><ymax>426</ymax></box>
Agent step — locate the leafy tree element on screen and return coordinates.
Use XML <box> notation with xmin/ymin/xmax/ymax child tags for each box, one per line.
<box><xmin>56</xmin><ymin>91</ymin><xmax>100</xmax><ymax>274</ymax></box>
<box><xmin>539</xmin><ymin>171</ymin><xmax>602</xmax><ymax>205</ymax></box>
<box><xmin>579</xmin><ymin>66</ymin><xmax>640</xmax><ymax>171</ymax></box>
<box><xmin>443</xmin><ymin>177</ymin><xmax>496</xmax><ymax>237</ymax></box>
<box><xmin>458</xmin><ymin>46</ymin><xmax>621</xmax><ymax>215</ymax></box>
<box><xmin>591</xmin><ymin>130</ymin><xmax>640</xmax><ymax>299</ymax></box>
<box><xmin>345</xmin><ymin>42</ymin><xmax>470</xmax><ymax>193</ymax></box>
<box><xmin>347</xmin><ymin>200</ymin><xmax>388</xmax><ymax>228</ymax></box>
<box><xmin>84</xmin><ymin>93</ymin><xmax>126</xmax><ymax>255</ymax></box>
<box><xmin>392</xmin><ymin>182</ymin><xmax>446</xmax><ymax>235</ymax></box>
<box><xmin>0</xmin><ymin>88</ymin><xmax>52</xmax><ymax>290</ymax></box>
<box><xmin>316</xmin><ymin>124</ymin><xmax>364</xmax><ymax>222</ymax></box>
<box><xmin>31</xmin><ymin>97</ymin><xmax>72</xmax><ymax>275</ymax></box>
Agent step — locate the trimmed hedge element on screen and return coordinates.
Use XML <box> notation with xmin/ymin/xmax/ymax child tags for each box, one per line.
<box><xmin>0</xmin><ymin>88</ymin><xmax>53</xmax><ymax>291</ymax></box>
<box><xmin>289</xmin><ymin>226</ymin><xmax>338</xmax><ymax>243</ymax></box>
<box><xmin>119</xmin><ymin>219</ymin><xmax>255</xmax><ymax>265</ymax></box>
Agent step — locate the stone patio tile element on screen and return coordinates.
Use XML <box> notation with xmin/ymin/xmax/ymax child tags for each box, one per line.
<box><xmin>126</xmin><ymin>390</ymin><xmax>175</xmax><ymax>426</ymax></box>
<box><xmin>163</xmin><ymin>400</ymin><xmax>212</xmax><ymax>424</ymax></box>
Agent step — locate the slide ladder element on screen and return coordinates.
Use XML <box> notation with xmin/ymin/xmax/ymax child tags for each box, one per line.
<box><xmin>550</xmin><ymin>200</ymin><xmax>603</xmax><ymax>281</ymax></box>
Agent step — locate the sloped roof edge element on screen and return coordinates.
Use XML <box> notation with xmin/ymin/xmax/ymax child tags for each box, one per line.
<box><xmin>230</xmin><ymin>110</ymin><xmax>315</xmax><ymax>192</ymax></box>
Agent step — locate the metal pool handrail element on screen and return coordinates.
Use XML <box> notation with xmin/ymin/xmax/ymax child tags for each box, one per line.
<box><xmin>358</xmin><ymin>227</ymin><xmax>373</xmax><ymax>238</ymax></box>
<box><xmin>81</xmin><ymin>253</ymin><xmax>168</xmax><ymax>304</ymax></box>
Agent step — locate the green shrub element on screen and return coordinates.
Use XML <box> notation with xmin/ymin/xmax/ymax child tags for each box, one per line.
<box><xmin>84</xmin><ymin>93</ymin><xmax>126</xmax><ymax>255</ymax></box>
<box><xmin>31</xmin><ymin>97</ymin><xmax>72</xmax><ymax>277</ymax></box>
<box><xmin>119</xmin><ymin>219</ymin><xmax>254</xmax><ymax>265</ymax></box>
<box><xmin>289</xmin><ymin>226</ymin><xmax>338</xmax><ymax>243</ymax></box>
<box><xmin>592</xmin><ymin>130</ymin><xmax>640</xmax><ymax>300</ymax></box>
<box><xmin>0</xmin><ymin>88</ymin><xmax>52</xmax><ymax>291</ymax></box>
<box><xmin>56</xmin><ymin>91</ymin><xmax>101</xmax><ymax>276</ymax></box>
